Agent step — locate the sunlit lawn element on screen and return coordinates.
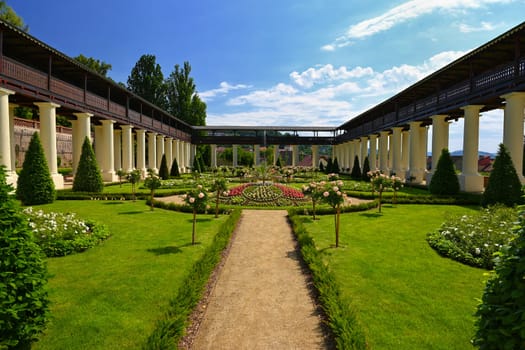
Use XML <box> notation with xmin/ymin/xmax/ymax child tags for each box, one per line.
<box><xmin>301</xmin><ymin>204</ymin><xmax>487</xmax><ymax>350</ymax></box>
<box><xmin>31</xmin><ymin>200</ymin><xmax>227</xmax><ymax>350</ymax></box>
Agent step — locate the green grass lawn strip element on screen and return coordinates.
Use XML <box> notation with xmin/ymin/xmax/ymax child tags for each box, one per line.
<box><xmin>31</xmin><ymin>200</ymin><xmax>228</xmax><ymax>350</ymax></box>
<box><xmin>301</xmin><ymin>204</ymin><xmax>487</xmax><ymax>350</ymax></box>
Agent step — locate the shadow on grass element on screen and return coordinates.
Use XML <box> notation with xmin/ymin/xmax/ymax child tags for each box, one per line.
<box><xmin>359</xmin><ymin>212</ymin><xmax>383</xmax><ymax>218</ymax></box>
<box><xmin>118</xmin><ymin>211</ymin><xmax>146</xmax><ymax>215</ymax></box>
<box><xmin>104</xmin><ymin>201</ymin><xmax>125</xmax><ymax>205</ymax></box>
<box><xmin>147</xmin><ymin>242</ymin><xmax>201</xmax><ymax>255</ymax></box>
<box><xmin>186</xmin><ymin>218</ymin><xmax>213</xmax><ymax>224</ymax></box>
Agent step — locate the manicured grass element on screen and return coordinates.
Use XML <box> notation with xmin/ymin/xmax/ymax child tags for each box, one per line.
<box><xmin>31</xmin><ymin>200</ymin><xmax>227</xmax><ymax>350</ymax></box>
<box><xmin>301</xmin><ymin>204</ymin><xmax>486</xmax><ymax>350</ymax></box>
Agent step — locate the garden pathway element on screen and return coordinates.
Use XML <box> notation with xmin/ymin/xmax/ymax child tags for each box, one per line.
<box><xmin>190</xmin><ymin>210</ymin><xmax>329</xmax><ymax>349</ymax></box>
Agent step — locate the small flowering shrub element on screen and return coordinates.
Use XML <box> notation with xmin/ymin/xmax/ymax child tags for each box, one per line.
<box><xmin>302</xmin><ymin>181</ymin><xmax>324</xmax><ymax>220</ymax></box>
<box><xmin>426</xmin><ymin>205</ymin><xmax>519</xmax><ymax>269</ymax></box>
<box><xmin>183</xmin><ymin>183</ymin><xmax>210</xmax><ymax>245</ymax></box>
<box><xmin>23</xmin><ymin>207</ymin><xmax>110</xmax><ymax>257</ymax></box>
<box><xmin>320</xmin><ymin>179</ymin><xmax>346</xmax><ymax>247</ymax></box>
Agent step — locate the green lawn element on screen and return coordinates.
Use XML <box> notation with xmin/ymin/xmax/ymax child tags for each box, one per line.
<box><xmin>301</xmin><ymin>204</ymin><xmax>487</xmax><ymax>350</ymax></box>
<box><xmin>31</xmin><ymin>200</ymin><xmax>227</xmax><ymax>350</ymax></box>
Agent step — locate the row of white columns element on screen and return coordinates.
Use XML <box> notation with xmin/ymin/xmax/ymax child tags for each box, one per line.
<box><xmin>0</xmin><ymin>87</ymin><xmax>194</xmax><ymax>189</ymax></box>
<box><xmin>335</xmin><ymin>95</ymin><xmax>525</xmax><ymax>192</ymax></box>
<box><xmin>210</xmin><ymin>144</ymin><xmax>320</xmax><ymax>168</ymax></box>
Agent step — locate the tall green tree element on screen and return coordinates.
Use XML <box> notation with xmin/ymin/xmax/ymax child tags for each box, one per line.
<box><xmin>74</xmin><ymin>54</ymin><xmax>112</xmax><ymax>76</ymax></box>
<box><xmin>428</xmin><ymin>148</ymin><xmax>460</xmax><ymax>195</ymax></box>
<box><xmin>170</xmin><ymin>158</ymin><xmax>180</xmax><ymax>177</ymax></box>
<box><xmin>361</xmin><ymin>156</ymin><xmax>370</xmax><ymax>181</ymax></box>
<box><xmin>351</xmin><ymin>155</ymin><xmax>362</xmax><ymax>180</ymax></box>
<box><xmin>0</xmin><ymin>165</ymin><xmax>49</xmax><ymax>349</ymax></box>
<box><xmin>158</xmin><ymin>154</ymin><xmax>169</xmax><ymax>180</ymax></box>
<box><xmin>127</xmin><ymin>54</ymin><xmax>167</xmax><ymax>109</ymax></box>
<box><xmin>16</xmin><ymin>132</ymin><xmax>55</xmax><ymax>205</ymax></box>
<box><xmin>73</xmin><ymin>137</ymin><xmax>104</xmax><ymax>193</ymax></box>
<box><xmin>0</xmin><ymin>1</ymin><xmax>28</xmax><ymax>32</ymax></box>
<box><xmin>482</xmin><ymin>143</ymin><xmax>522</xmax><ymax>207</ymax></box>
<box><xmin>166</xmin><ymin>61</ymin><xmax>207</xmax><ymax>126</ymax></box>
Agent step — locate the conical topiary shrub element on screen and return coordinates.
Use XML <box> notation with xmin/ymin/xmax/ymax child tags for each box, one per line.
<box><xmin>482</xmin><ymin>143</ymin><xmax>523</xmax><ymax>207</ymax></box>
<box><xmin>332</xmin><ymin>157</ymin><xmax>340</xmax><ymax>174</ymax></box>
<box><xmin>429</xmin><ymin>148</ymin><xmax>460</xmax><ymax>195</ymax></box>
<box><xmin>73</xmin><ymin>137</ymin><xmax>104</xmax><ymax>193</ymax></box>
<box><xmin>16</xmin><ymin>132</ymin><xmax>55</xmax><ymax>205</ymax></box>
<box><xmin>362</xmin><ymin>156</ymin><xmax>371</xmax><ymax>181</ymax></box>
<box><xmin>326</xmin><ymin>158</ymin><xmax>333</xmax><ymax>174</ymax></box>
<box><xmin>158</xmin><ymin>154</ymin><xmax>169</xmax><ymax>180</ymax></box>
<box><xmin>351</xmin><ymin>155</ymin><xmax>362</xmax><ymax>180</ymax></box>
<box><xmin>170</xmin><ymin>158</ymin><xmax>180</xmax><ymax>177</ymax></box>
<box><xmin>1</xmin><ymin>165</ymin><xmax>50</xmax><ymax>349</ymax></box>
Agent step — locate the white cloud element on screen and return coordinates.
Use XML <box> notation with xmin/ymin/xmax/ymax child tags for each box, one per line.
<box><xmin>199</xmin><ymin>81</ymin><xmax>252</xmax><ymax>101</ymax></box>
<box><xmin>324</xmin><ymin>0</ymin><xmax>513</xmax><ymax>50</ymax></box>
<box><xmin>458</xmin><ymin>21</ymin><xmax>497</xmax><ymax>33</ymax></box>
<box><xmin>290</xmin><ymin>64</ymin><xmax>374</xmax><ymax>88</ymax></box>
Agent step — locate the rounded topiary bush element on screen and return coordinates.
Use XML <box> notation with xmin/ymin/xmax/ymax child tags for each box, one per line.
<box><xmin>429</xmin><ymin>148</ymin><xmax>460</xmax><ymax>195</ymax></box>
<box><xmin>16</xmin><ymin>132</ymin><xmax>55</xmax><ymax>205</ymax></box>
<box><xmin>473</xmin><ymin>210</ymin><xmax>525</xmax><ymax>348</ymax></box>
<box><xmin>73</xmin><ymin>137</ymin><xmax>104</xmax><ymax>193</ymax></box>
<box><xmin>0</xmin><ymin>165</ymin><xmax>49</xmax><ymax>349</ymax></box>
<box><xmin>481</xmin><ymin>143</ymin><xmax>522</xmax><ymax>207</ymax></box>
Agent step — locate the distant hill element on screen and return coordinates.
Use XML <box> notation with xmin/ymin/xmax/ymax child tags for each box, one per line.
<box><xmin>428</xmin><ymin>150</ymin><xmax>495</xmax><ymax>157</ymax></box>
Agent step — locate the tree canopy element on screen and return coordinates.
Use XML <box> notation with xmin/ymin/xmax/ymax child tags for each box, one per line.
<box><xmin>127</xmin><ymin>54</ymin><xmax>167</xmax><ymax>109</ymax></box>
<box><xmin>0</xmin><ymin>1</ymin><xmax>28</xmax><ymax>32</ymax></box>
<box><xmin>74</xmin><ymin>54</ymin><xmax>112</xmax><ymax>76</ymax></box>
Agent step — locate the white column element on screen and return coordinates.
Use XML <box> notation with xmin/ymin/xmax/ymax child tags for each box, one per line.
<box><xmin>189</xmin><ymin>143</ymin><xmax>195</xmax><ymax>170</ymax></box>
<box><xmin>8</xmin><ymin>103</ymin><xmax>17</xmax><ymax>178</ymax></box>
<box><xmin>369</xmin><ymin>134</ymin><xmax>378</xmax><ymax>171</ymax></box>
<box><xmin>121</xmin><ymin>125</ymin><xmax>133</xmax><ymax>172</ymax></box>
<box><xmin>360</xmin><ymin>136</ymin><xmax>368</xmax><ymax>169</ymax></box>
<box><xmin>427</xmin><ymin>115</ymin><xmax>449</xmax><ymax>184</ymax></box>
<box><xmin>211</xmin><ymin>144</ymin><xmax>217</xmax><ymax>168</ymax></box>
<box><xmin>407</xmin><ymin>121</ymin><xmax>424</xmax><ymax>183</ymax></box>
<box><xmin>148</xmin><ymin>132</ymin><xmax>157</xmax><ymax>172</ymax></box>
<box><xmin>34</xmin><ymin>102</ymin><xmax>64</xmax><ymax>189</ymax></box>
<box><xmin>459</xmin><ymin>105</ymin><xmax>484</xmax><ymax>192</ymax></box>
<box><xmin>254</xmin><ymin>144</ymin><xmax>261</xmax><ymax>166</ymax></box>
<box><xmin>94</xmin><ymin>125</ymin><xmax>103</xmax><ymax>171</ymax></box>
<box><xmin>419</xmin><ymin>125</ymin><xmax>428</xmax><ymax>181</ymax></box>
<box><xmin>273</xmin><ymin>145</ymin><xmax>279</xmax><ymax>166</ymax></box>
<box><xmin>378</xmin><ymin>132</ymin><xmax>389</xmax><ymax>173</ymax></box>
<box><xmin>232</xmin><ymin>144</ymin><xmax>238</xmax><ymax>167</ymax></box>
<box><xmin>501</xmin><ymin>92</ymin><xmax>525</xmax><ymax>183</ymax></box>
<box><xmin>173</xmin><ymin>139</ymin><xmax>181</xmax><ymax>171</ymax></box>
<box><xmin>311</xmin><ymin>145</ymin><xmax>319</xmax><ymax>169</ymax></box>
<box><xmin>348</xmin><ymin>141</ymin><xmax>356</xmax><ymax>172</ymax></box>
<box><xmin>72</xmin><ymin>112</ymin><xmax>92</xmax><ymax>175</ymax></box>
<box><xmin>0</xmin><ymin>89</ymin><xmax>15</xmax><ymax>186</ymax></box>
<box><xmin>401</xmin><ymin>130</ymin><xmax>410</xmax><ymax>174</ymax></box>
<box><xmin>391</xmin><ymin>127</ymin><xmax>403</xmax><ymax>178</ymax></box>
<box><xmin>179</xmin><ymin>141</ymin><xmax>186</xmax><ymax>172</ymax></box>
<box><xmin>292</xmin><ymin>145</ymin><xmax>299</xmax><ymax>167</ymax></box>
<box><xmin>101</xmin><ymin>119</ymin><xmax>116</xmax><ymax>182</ymax></box>
<box><xmin>136</xmin><ymin>129</ymin><xmax>147</xmax><ymax>177</ymax></box>
<box><xmin>165</xmin><ymin>137</ymin><xmax>173</xmax><ymax>169</ymax></box>
<box><xmin>113</xmin><ymin>129</ymin><xmax>122</xmax><ymax>171</ymax></box>
<box><xmin>156</xmin><ymin>134</ymin><xmax>164</xmax><ymax>168</ymax></box>
<box><xmin>388</xmin><ymin>134</ymin><xmax>394</xmax><ymax>170</ymax></box>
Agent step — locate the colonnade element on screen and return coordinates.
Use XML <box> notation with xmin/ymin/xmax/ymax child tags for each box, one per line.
<box><xmin>0</xmin><ymin>88</ymin><xmax>193</xmax><ymax>189</ymax></box>
<box><xmin>334</xmin><ymin>97</ymin><xmax>525</xmax><ymax>192</ymax></box>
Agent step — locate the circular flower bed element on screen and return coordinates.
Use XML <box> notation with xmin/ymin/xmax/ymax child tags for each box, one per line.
<box><xmin>223</xmin><ymin>183</ymin><xmax>307</xmax><ymax>206</ymax></box>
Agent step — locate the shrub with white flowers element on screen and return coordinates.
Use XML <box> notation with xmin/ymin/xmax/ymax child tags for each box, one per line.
<box><xmin>320</xmin><ymin>179</ymin><xmax>346</xmax><ymax>248</ymax></box>
<box><xmin>302</xmin><ymin>181</ymin><xmax>324</xmax><ymax>220</ymax></box>
<box><xmin>368</xmin><ymin>170</ymin><xmax>392</xmax><ymax>213</ymax></box>
<box><xmin>183</xmin><ymin>184</ymin><xmax>209</xmax><ymax>245</ymax></box>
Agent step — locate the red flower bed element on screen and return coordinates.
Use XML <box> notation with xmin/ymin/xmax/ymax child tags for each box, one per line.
<box><xmin>274</xmin><ymin>184</ymin><xmax>304</xmax><ymax>199</ymax></box>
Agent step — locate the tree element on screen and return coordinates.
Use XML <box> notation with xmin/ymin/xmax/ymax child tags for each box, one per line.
<box><xmin>73</xmin><ymin>137</ymin><xmax>104</xmax><ymax>193</ymax></box>
<box><xmin>211</xmin><ymin>176</ymin><xmax>228</xmax><ymax>218</ymax></box>
<box><xmin>481</xmin><ymin>143</ymin><xmax>522</xmax><ymax>207</ymax></box>
<box><xmin>126</xmin><ymin>170</ymin><xmax>141</xmax><ymax>202</ymax></box>
<box><xmin>144</xmin><ymin>169</ymin><xmax>161</xmax><ymax>211</ymax></box>
<box><xmin>192</xmin><ymin>155</ymin><xmax>202</xmax><ymax>174</ymax></box>
<box><xmin>0</xmin><ymin>1</ymin><xmax>28</xmax><ymax>32</ymax></box>
<box><xmin>74</xmin><ymin>54</ymin><xmax>112</xmax><ymax>76</ymax></box>
<box><xmin>473</xmin><ymin>213</ymin><xmax>525</xmax><ymax>349</ymax></box>
<box><xmin>183</xmin><ymin>183</ymin><xmax>209</xmax><ymax>245</ymax></box>
<box><xmin>127</xmin><ymin>54</ymin><xmax>167</xmax><ymax>109</ymax></box>
<box><xmin>332</xmin><ymin>157</ymin><xmax>340</xmax><ymax>174</ymax></box>
<box><xmin>16</xmin><ymin>132</ymin><xmax>55</xmax><ymax>205</ymax></box>
<box><xmin>428</xmin><ymin>148</ymin><xmax>459</xmax><ymax>195</ymax></box>
<box><xmin>320</xmin><ymin>179</ymin><xmax>345</xmax><ymax>248</ymax></box>
<box><xmin>158</xmin><ymin>154</ymin><xmax>169</xmax><ymax>180</ymax></box>
<box><xmin>166</xmin><ymin>61</ymin><xmax>207</xmax><ymax>126</ymax></box>
<box><xmin>351</xmin><ymin>155</ymin><xmax>362</xmax><ymax>180</ymax></box>
<box><xmin>361</xmin><ymin>156</ymin><xmax>370</xmax><ymax>181</ymax></box>
<box><xmin>116</xmin><ymin>169</ymin><xmax>127</xmax><ymax>187</ymax></box>
<box><xmin>0</xmin><ymin>165</ymin><xmax>49</xmax><ymax>349</ymax></box>
<box><xmin>170</xmin><ymin>158</ymin><xmax>180</xmax><ymax>177</ymax></box>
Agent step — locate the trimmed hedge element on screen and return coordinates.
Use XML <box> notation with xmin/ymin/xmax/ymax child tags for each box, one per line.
<box><xmin>142</xmin><ymin>209</ymin><xmax>242</xmax><ymax>349</ymax></box>
<box><xmin>288</xmin><ymin>210</ymin><xmax>368</xmax><ymax>349</ymax></box>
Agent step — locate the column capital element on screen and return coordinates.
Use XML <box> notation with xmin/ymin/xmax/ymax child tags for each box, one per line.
<box><xmin>34</xmin><ymin>101</ymin><xmax>61</xmax><ymax>109</ymax></box>
<box><xmin>73</xmin><ymin>112</ymin><xmax>93</xmax><ymax>119</ymax></box>
<box><xmin>147</xmin><ymin>131</ymin><xmax>157</xmax><ymax>136</ymax></box>
<box><xmin>0</xmin><ymin>87</ymin><xmax>15</xmax><ymax>96</ymax></box>
<box><xmin>121</xmin><ymin>124</ymin><xmax>134</xmax><ymax>130</ymax></box>
<box><xmin>135</xmin><ymin>129</ymin><xmax>146</xmax><ymax>134</ymax></box>
<box><xmin>101</xmin><ymin>119</ymin><xmax>115</xmax><ymax>125</ymax></box>
<box><xmin>500</xmin><ymin>91</ymin><xmax>525</xmax><ymax>101</ymax></box>
<box><xmin>430</xmin><ymin>114</ymin><xmax>448</xmax><ymax>122</ymax></box>
<box><xmin>408</xmin><ymin>120</ymin><xmax>423</xmax><ymax>127</ymax></box>
<box><xmin>460</xmin><ymin>105</ymin><xmax>484</xmax><ymax>113</ymax></box>
<box><xmin>380</xmin><ymin>130</ymin><xmax>390</xmax><ymax>136</ymax></box>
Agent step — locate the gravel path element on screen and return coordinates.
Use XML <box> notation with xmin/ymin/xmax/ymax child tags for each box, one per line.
<box><xmin>191</xmin><ymin>210</ymin><xmax>329</xmax><ymax>350</ymax></box>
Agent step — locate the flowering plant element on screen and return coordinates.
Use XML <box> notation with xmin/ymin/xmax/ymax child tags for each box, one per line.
<box><xmin>302</xmin><ymin>181</ymin><xmax>324</xmax><ymax>220</ymax></box>
<box><xmin>211</xmin><ymin>177</ymin><xmax>228</xmax><ymax>218</ymax></box>
<box><xmin>320</xmin><ymin>179</ymin><xmax>346</xmax><ymax>247</ymax></box>
<box><xmin>144</xmin><ymin>168</ymin><xmax>162</xmax><ymax>211</ymax></box>
<box><xmin>183</xmin><ymin>183</ymin><xmax>209</xmax><ymax>245</ymax></box>
<box><xmin>368</xmin><ymin>170</ymin><xmax>391</xmax><ymax>213</ymax></box>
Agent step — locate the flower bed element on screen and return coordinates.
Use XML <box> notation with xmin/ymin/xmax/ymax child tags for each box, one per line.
<box><xmin>224</xmin><ymin>183</ymin><xmax>307</xmax><ymax>206</ymax></box>
<box><xmin>426</xmin><ymin>205</ymin><xmax>519</xmax><ymax>269</ymax></box>
<box><xmin>23</xmin><ymin>207</ymin><xmax>110</xmax><ymax>257</ymax></box>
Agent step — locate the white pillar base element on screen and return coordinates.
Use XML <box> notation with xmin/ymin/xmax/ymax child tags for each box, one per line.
<box><xmin>102</xmin><ymin>170</ymin><xmax>117</xmax><ymax>182</ymax></box>
<box><xmin>52</xmin><ymin>173</ymin><xmax>64</xmax><ymax>190</ymax></box>
<box><xmin>459</xmin><ymin>174</ymin><xmax>484</xmax><ymax>193</ymax></box>
<box><xmin>406</xmin><ymin>169</ymin><xmax>426</xmax><ymax>184</ymax></box>
<box><xmin>6</xmin><ymin>172</ymin><xmax>18</xmax><ymax>188</ymax></box>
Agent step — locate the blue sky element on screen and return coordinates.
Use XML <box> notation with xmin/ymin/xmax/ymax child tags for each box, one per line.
<box><xmin>11</xmin><ymin>0</ymin><xmax>525</xmax><ymax>153</ymax></box>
